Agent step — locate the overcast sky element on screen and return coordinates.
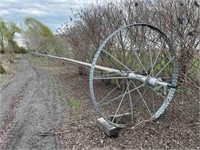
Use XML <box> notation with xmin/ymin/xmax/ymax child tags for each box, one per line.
<box><xmin>0</xmin><ymin>0</ymin><xmax>99</xmax><ymax>32</ymax></box>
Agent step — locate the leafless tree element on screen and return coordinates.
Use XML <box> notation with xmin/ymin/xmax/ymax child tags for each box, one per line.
<box><xmin>61</xmin><ymin>0</ymin><xmax>199</xmax><ymax>84</ymax></box>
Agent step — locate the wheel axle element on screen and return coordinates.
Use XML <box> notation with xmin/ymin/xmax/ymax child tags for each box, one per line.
<box><xmin>126</xmin><ymin>72</ymin><xmax>170</xmax><ymax>87</ymax></box>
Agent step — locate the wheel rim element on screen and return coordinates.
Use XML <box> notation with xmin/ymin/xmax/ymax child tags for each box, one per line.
<box><xmin>89</xmin><ymin>23</ymin><xmax>178</xmax><ymax>127</ymax></box>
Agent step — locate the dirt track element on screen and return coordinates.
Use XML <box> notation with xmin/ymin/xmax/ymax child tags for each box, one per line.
<box><xmin>0</xmin><ymin>55</ymin><xmax>68</xmax><ymax>149</ymax></box>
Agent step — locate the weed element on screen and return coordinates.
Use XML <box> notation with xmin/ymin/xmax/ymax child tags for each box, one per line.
<box><xmin>176</xmin><ymin>87</ymin><xmax>187</xmax><ymax>93</ymax></box>
<box><xmin>69</xmin><ymin>96</ymin><xmax>82</xmax><ymax>118</ymax></box>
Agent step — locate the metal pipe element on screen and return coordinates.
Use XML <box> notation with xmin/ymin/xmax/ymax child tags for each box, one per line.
<box><xmin>30</xmin><ymin>52</ymin><xmax>120</xmax><ymax>73</ymax></box>
<box><xmin>30</xmin><ymin>52</ymin><xmax>174</xmax><ymax>88</ymax></box>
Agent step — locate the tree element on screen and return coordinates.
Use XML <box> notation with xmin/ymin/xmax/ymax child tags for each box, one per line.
<box><xmin>0</xmin><ymin>20</ymin><xmax>7</xmax><ymax>53</ymax></box>
<box><xmin>23</xmin><ymin>17</ymin><xmax>54</xmax><ymax>53</ymax></box>
<box><xmin>60</xmin><ymin>0</ymin><xmax>199</xmax><ymax>83</ymax></box>
<box><xmin>24</xmin><ymin>17</ymin><xmax>69</xmax><ymax>57</ymax></box>
<box><xmin>146</xmin><ymin>0</ymin><xmax>200</xmax><ymax>81</ymax></box>
<box><xmin>0</xmin><ymin>19</ymin><xmax>21</xmax><ymax>53</ymax></box>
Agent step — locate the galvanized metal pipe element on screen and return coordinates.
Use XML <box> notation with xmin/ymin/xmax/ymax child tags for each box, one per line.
<box><xmin>30</xmin><ymin>52</ymin><xmax>173</xmax><ymax>88</ymax></box>
<box><xmin>30</xmin><ymin>52</ymin><xmax>120</xmax><ymax>73</ymax></box>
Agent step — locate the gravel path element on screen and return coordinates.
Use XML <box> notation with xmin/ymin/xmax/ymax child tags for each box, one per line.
<box><xmin>0</xmin><ymin>55</ymin><xmax>68</xmax><ymax>149</ymax></box>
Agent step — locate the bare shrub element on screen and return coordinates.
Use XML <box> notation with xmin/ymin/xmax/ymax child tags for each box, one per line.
<box><xmin>60</xmin><ymin>0</ymin><xmax>199</xmax><ymax>86</ymax></box>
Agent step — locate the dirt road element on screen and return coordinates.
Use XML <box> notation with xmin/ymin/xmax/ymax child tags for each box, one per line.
<box><xmin>0</xmin><ymin>55</ymin><xmax>68</xmax><ymax>149</ymax></box>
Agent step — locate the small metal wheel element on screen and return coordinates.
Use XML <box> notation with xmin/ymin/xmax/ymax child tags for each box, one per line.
<box><xmin>89</xmin><ymin>23</ymin><xmax>178</xmax><ymax>127</ymax></box>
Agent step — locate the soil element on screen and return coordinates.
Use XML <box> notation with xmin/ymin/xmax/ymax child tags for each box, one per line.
<box><xmin>0</xmin><ymin>54</ymin><xmax>199</xmax><ymax>149</ymax></box>
<box><xmin>0</xmin><ymin>55</ymin><xmax>68</xmax><ymax>149</ymax></box>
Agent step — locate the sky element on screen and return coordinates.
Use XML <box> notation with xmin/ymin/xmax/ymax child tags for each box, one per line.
<box><xmin>0</xmin><ymin>0</ymin><xmax>100</xmax><ymax>33</ymax></box>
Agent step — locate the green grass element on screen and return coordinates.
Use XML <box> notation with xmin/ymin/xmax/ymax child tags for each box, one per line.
<box><xmin>30</xmin><ymin>55</ymin><xmax>62</xmax><ymax>73</ymax></box>
<box><xmin>30</xmin><ymin>55</ymin><xmax>54</xmax><ymax>67</ymax></box>
<box><xmin>69</xmin><ymin>96</ymin><xmax>82</xmax><ymax>118</ymax></box>
<box><xmin>188</xmin><ymin>58</ymin><xmax>200</xmax><ymax>81</ymax></box>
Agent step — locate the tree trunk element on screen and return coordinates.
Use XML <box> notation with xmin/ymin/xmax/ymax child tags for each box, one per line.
<box><xmin>179</xmin><ymin>48</ymin><xmax>193</xmax><ymax>81</ymax></box>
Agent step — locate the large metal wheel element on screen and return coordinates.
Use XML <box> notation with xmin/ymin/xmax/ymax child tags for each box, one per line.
<box><xmin>89</xmin><ymin>24</ymin><xmax>178</xmax><ymax>128</ymax></box>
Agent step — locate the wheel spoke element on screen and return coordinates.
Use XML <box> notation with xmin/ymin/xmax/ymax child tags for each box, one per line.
<box><xmin>132</xmin><ymin>47</ymin><xmax>148</xmax><ymax>75</ymax></box>
<box><xmin>155</xmin><ymin>56</ymin><xmax>175</xmax><ymax>78</ymax></box>
<box><xmin>99</xmin><ymin>83</ymin><xmax>145</xmax><ymax>106</ymax></box>
<box><xmin>131</xmin><ymin>81</ymin><xmax>153</xmax><ymax>117</ymax></box>
<box><xmin>102</xmin><ymin>49</ymin><xmax>132</xmax><ymax>72</ymax></box>
<box><xmin>119</xmin><ymin>30</ymin><xmax>130</xmax><ymax>50</ymax></box>
<box><xmin>148</xmin><ymin>42</ymin><xmax>154</xmax><ymax>77</ymax></box>
<box><xmin>146</xmin><ymin>29</ymin><xmax>155</xmax><ymax>76</ymax></box>
<box><xmin>127</xmin><ymin>81</ymin><xmax>134</xmax><ymax>123</ymax></box>
<box><xmin>111</xmin><ymin>86</ymin><xmax>129</xmax><ymax>122</ymax></box>
<box><xmin>148</xmin><ymin>36</ymin><xmax>164</xmax><ymax>76</ymax></box>
<box><xmin>152</xmin><ymin>47</ymin><xmax>161</xmax><ymax>70</ymax></box>
<box><xmin>98</xmin><ymin>82</ymin><xmax>123</xmax><ymax>105</ymax></box>
<box><xmin>148</xmin><ymin>85</ymin><xmax>167</xmax><ymax>99</ymax></box>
